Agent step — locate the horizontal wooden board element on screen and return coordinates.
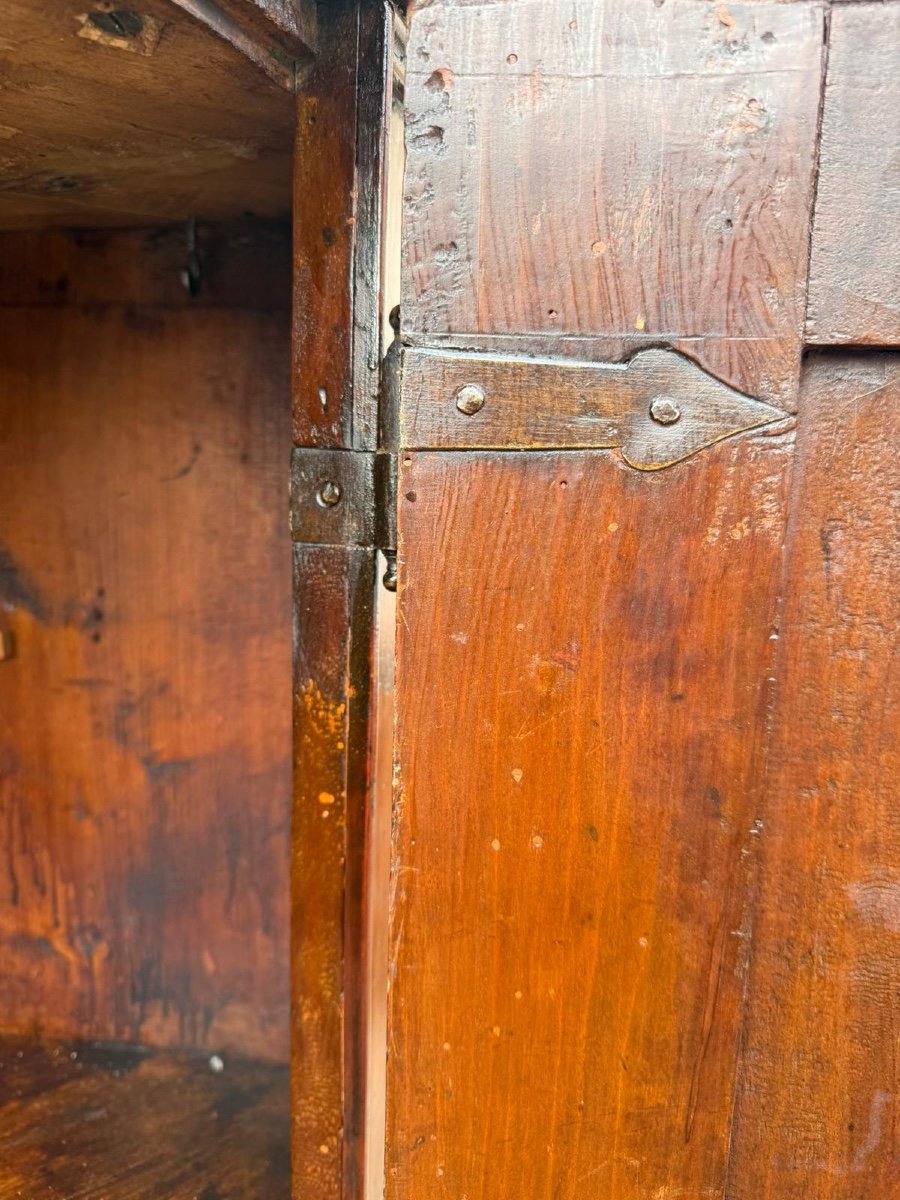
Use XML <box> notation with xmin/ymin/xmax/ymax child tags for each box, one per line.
<box><xmin>0</xmin><ymin>0</ymin><xmax>294</xmax><ymax>230</ymax></box>
<box><xmin>727</xmin><ymin>352</ymin><xmax>900</xmax><ymax>1196</ymax></box>
<box><xmin>806</xmin><ymin>3</ymin><xmax>900</xmax><ymax>344</ymax></box>
<box><xmin>388</xmin><ymin>427</ymin><xmax>792</xmax><ymax>1200</ymax></box>
<box><xmin>0</xmin><ymin>1036</ymin><xmax>289</xmax><ymax>1199</ymax></box>
<box><xmin>0</xmin><ymin>229</ymin><xmax>292</xmax><ymax>1059</ymax></box>
<box><xmin>0</xmin><ymin>220</ymin><xmax>291</xmax><ymax>309</ymax></box>
<box><xmin>401</xmin><ymin>0</ymin><xmax>825</xmax><ymax>409</ymax></box>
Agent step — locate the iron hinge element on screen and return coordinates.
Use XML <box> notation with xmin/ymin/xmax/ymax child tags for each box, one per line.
<box><xmin>290</xmin><ymin>338</ymin><xmax>401</xmax><ymax>589</ymax></box>
<box><xmin>291</xmin><ymin>340</ymin><xmax>789</xmax><ymax>584</ymax></box>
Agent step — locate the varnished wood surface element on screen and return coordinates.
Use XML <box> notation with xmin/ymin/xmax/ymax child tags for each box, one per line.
<box><xmin>291</xmin><ymin>5</ymin><xmax>398</xmax><ymax>1199</ymax></box>
<box><xmin>806</xmin><ymin>3</ymin><xmax>900</xmax><ymax>344</ymax></box>
<box><xmin>292</xmin><ymin>545</ymin><xmax>376</xmax><ymax>1200</ymax></box>
<box><xmin>401</xmin><ymin>0</ymin><xmax>824</xmax><ymax>409</ymax></box>
<box><xmin>0</xmin><ymin>1036</ymin><xmax>289</xmax><ymax>1199</ymax></box>
<box><xmin>0</xmin><ymin>221</ymin><xmax>291</xmax><ymax>309</ymax></box>
<box><xmin>167</xmin><ymin>0</ymin><xmax>318</xmax><ymax>89</ymax></box>
<box><xmin>727</xmin><ymin>353</ymin><xmax>900</xmax><ymax>1196</ymax></box>
<box><xmin>0</xmin><ymin>226</ymin><xmax>292</xmax><ymax>1060</ymax></box>
<box><xmin>0</xmin><ymin>0</ymin><xmax>294</xmax><ymax>230</ymax></box>
<box><xmin>292</xmin><ymin>0</ymin><xmax>395</xmax><ymax>449</ymax></box>
<box><xmin>388</xmin><ymin>429</ymin><xmax>792</xmax><ymax>1200</ymax></box>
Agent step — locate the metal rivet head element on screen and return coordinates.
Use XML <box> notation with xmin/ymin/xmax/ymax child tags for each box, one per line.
<box><xmin>649</xmin><ymin>395</ymin><xmax>681</xmax><ymax>425</ymax></box>
<box><xmin>315</xmin><ymin>480</ymin><xmax>342</xmax><ymax>508</ymax></box>
<box><xmin>455</xmin><ymin>383</ymin><xmax>486</xmax><ymax>416</ymax></box>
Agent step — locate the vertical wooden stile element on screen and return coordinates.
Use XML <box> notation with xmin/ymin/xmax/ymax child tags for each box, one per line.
<box><xmin>291</xmin><ymin>3</ymin><xmax>398</xmax><ymax>1199</ymax></box>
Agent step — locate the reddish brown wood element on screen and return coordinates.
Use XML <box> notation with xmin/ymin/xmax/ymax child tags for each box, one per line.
<box><xmin>291</xmin><ymin>5</ymin><xmax>399</xmax><ymax>1198</ymax></box>
<box><xmin>0</xmin><ymin>221</ymin><xmax>292</xmax><ymax>310</ymax></box>
<box><xmin>0</xmin><ymin>1036</ymin><xmax>289</xmax><ymax>1199</ymax></box>
<box><xmin>727</xmin><ymin>352</ymin><xmax>900</xmax><ymax>1196</ymax></box>
<box><xmin>0</xmin><ymin>0</ymin><xmax>294</xmax><ymax>231</ymax></box>
<box><xmin>167</xmin><ymin>0</ymin><xmax>318</xmax><ymax>88</ymax></box>
<box><xmin>401</xmin><ymin>0</ymin><xmax>825</xmax><ymax>410</ymax></box>
<box><xmin>292</xmin><ymin>0</ymin><xmax>394</xmax><ymax>449</ymax></box>
<box><xmin>165</xmin><ymin>0</ymin><xmax>299</xmax><ymax>89</ymax></box>
<box><xmin>0</xmin><ymin>224</ymin><xmax>292</xmax><ymax>1061</ymax></box>
<box><xmin>292</xmin><ymin>546</ymin><xmax>376</xmax><ymax>1200</ymax></box>
<box><xmin>806</xmin><ymin>4</ymin><xmax>900</xmax><ymax>345</ymax></box>
<box><xmin>388</xmin><ymin>428</ymin><xmax>792</xmax><ymax>1200</ymax></box>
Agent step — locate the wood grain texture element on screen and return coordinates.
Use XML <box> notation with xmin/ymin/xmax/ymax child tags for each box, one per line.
<box><xmin>292</xmin><ymin>546</ymin><xmax>376</xmax><ymax>1200</ymax></box>
<box><xmin>0</xmin><ymin>221</ymin><xmax>291</xmax><ymax>309</ymax></box>
<box><xmin>292</xmin><ymin>0</ymin><xmax>394</xmax><ymax>449</ymax></box>
<box><xmin>165</xmin><ymin>0</ymin><xmax>299</xmax><ymax>89</ymax></box>
<box><xmin>0</xmin><ymin>0</ymin><xmax>294</xmax><ymax>231</ymax></box>
<box><xmin>0</xmin><ymin>226</ymin><xmax>292</xmax><ymax>1061</ymax></box>
<box><xmin>0</xmin><ymin>1036</ymin><xmax>289</xmax><ymax>1199</ymax></box>
<box><xmin>170</xmin><ymin>0</ymin><xmax>318</xmax><ymax>79</ymax></box>
<box><xmin>291</xmin><ymin>6</ymin><xmax>398</xmax><ymax>1196</ymax></box>
<box><xmin>806</xmin><ymin>4</ymin><xmax>900</xmax><ymax>344</ymax></box>
<box><xmin>401</xmin><ymin>0</ymin><xmax>825</xmax><ymax>409</ymax></box>
<box><xmin>727</xmin><ymin>352</ymin><xmax>900</xmax><ymax>1196</ymax></box>
<box><xmin>388</xmin><ymin>429</ymin><xmax>792</xmax><ymax>1200</ymax></box>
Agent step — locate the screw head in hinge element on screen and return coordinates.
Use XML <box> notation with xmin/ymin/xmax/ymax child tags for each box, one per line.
<box><xmin>455</xmin><ymin>383</ymin><xmax>486</xmax><ymax>416</ymax></box>
<box><xmin>649</xmin><ymin>395</ymin><xmax>681</xmax><ymax>425</ymax></box>
<box><xmin>315</xmin><ymin>480</ymin><xmax>343</xmax><ymax>508</ymax></box>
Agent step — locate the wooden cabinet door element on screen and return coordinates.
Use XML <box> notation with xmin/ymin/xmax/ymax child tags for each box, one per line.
<box><xmin>292</xmin><ymin>4</ymin><xmax>899</xmax><ymax>1199</ymax></box>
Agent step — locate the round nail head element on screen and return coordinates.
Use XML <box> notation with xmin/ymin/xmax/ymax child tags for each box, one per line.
<box><xmin>455</xmin><ymin>383</ymin><xmax>486</xmax><ymax>416</ymax></box>
<box><xmin>649</xmin><ymin>396</ymin><xmax>681</xmax><ymax>425</ymax></box>
<box><xmin>316</xmin><ymin>480</ymin><xmax>342</xmax><ymax>508</ymax></box>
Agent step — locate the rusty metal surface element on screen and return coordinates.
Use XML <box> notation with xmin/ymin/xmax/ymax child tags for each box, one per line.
<box><xmin>290</xmin><ymin>448</ymin><xmax>377</xmax><ymax>545</ymax></box>
<box><xmin>396</xmin><ymin>346</ymin><xmax>788</xmax><ymax>470</ymax></box>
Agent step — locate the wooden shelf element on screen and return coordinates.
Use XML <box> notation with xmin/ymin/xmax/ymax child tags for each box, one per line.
<box><xmin>0</xmin><ymin>1038</ymin><xmax>289</xmax><ymax>1199</ymax></box>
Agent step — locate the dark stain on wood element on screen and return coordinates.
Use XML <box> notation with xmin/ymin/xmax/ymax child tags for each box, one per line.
<box><xmin>0</xmin><ymin>1036</ymin><xmax>290</xmax><ymax>1199</ymax></box>
<box><xmin>0</xmin><ymin>223</ymin><xmax>292</xmax><ymax>1062</ymax></box>
<box><xmin>0</xmin><ymin>546</ymin><xmax>47</xmax><ymax>622</ymax></box>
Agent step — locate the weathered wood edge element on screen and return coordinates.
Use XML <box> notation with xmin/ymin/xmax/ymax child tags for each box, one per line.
<box><xmin>292</xmin><ymin>545</ymin><xmax>377</xmax><ymax>1200</ymax></box>
<box><xmin>293</xmin><ymin>0</ymin><xmax>396</xmax><ymax>449</ymax></box>
<box><xmin>167</xmin><ymin>0</ymin><xmax>317</xmax><ymax>90</ymax></box>
<box><xmin>292</xmin><ymin>5</ymin><xmax>398</xmax><ymax>1200</ymax></box>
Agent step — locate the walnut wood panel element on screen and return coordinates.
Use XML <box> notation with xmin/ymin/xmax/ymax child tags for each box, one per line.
<box><xmin>0</xmin><ymin>1036</ymin><xmax>289</xmax><ymax>1199</ymax></box>
<box><xmin>401</xmin><ymin>0</ymin><xmax>824</xmax><ymax>410</ymax></box>
<box><xmin>806</xmin><ymin>4</ymin><xmax>900</xmax><ymax>345</ymax></box>
<box><xmin>388</xmin><ymin>431</ymin><xmax>792</xmax><ymax>1200</ymax></box>
<box><xmin>727</xmin><ymin>352</ymin><xmax>900</xmax><ymax>1196</ymax></box>
<box><xmin>0</xmin><ymin>0</ymin><xmax>294</xmax><ymax>231</ymax></box>
<box><xmin>0</xmin><ymin>226</ymin><xmax>292</xmax><ymax>1061</ymax></box>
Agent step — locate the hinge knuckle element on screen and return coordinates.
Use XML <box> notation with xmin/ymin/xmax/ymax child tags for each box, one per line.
<box><xmin>290</xmin><ymin>339</ymin><xmax>401</xmax><ymax>590</ymax></box>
